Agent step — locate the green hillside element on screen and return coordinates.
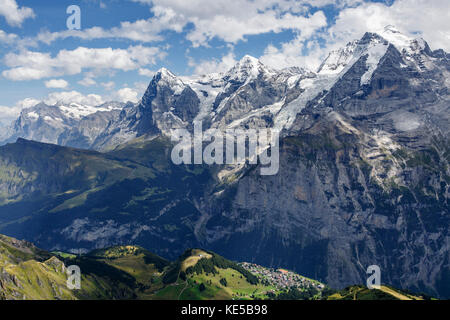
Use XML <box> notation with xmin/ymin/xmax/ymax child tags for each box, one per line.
<box><xmin>0</xmin><ymin>234</ymin><xmax>432</xmax><ymax>300</ymax></box>
<box><xmin>83</xmin><ymin>245</ymin><xmax>170</xmax><ymax>293</ymax></box>
<box><xmin>145</xmin><ymin>248</ymin><xmax>327</xmax><ymax>300</ymax></box>
<box><xmin>0</xmin><ymin>138</ymin><xmax>156</xmax><ymax>205</ymax></box>
<box><xmin>325</xmin><ymin>285</ymin><xmax>432</xmax><ymax>300</ymax></box>
<box><xmin>0</xmin><ymin>234</ymin><xmax>134</xmax><ymax>300</ymax></box>
<box><xmin>0</xmin><ymin>138</ymin><xmax>213</xmax><ymax>259</ymax></box>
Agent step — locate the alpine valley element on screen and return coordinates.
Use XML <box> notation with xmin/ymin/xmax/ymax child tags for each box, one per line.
<box><xmin>0</xmin><ymin>26</ymin><xmax>448</xmax><ymax>299</ymax></box>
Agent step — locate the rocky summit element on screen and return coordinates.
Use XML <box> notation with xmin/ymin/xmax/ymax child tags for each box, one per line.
<box><xmin>0</xmin><ymin>27</ymin><xmax>448</xmax><ymax>299</ymax></box>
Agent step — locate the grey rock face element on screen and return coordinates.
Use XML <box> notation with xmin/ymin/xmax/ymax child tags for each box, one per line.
<box><xmin>196</xmin><ymin>30</ymin><xmax>449</xmax><ymax>298</ymax></box>
<box><xmin>87</xmin><ymin>56</ymin><xmax>308</xmax><ymax>148</ymax></box>
<box><xmin>58</xmin><ymin>109</ymin><xmax>122</xmax><ymax>149</ymax></box>
<box><xmin>91</xmin><ymin>68</ymin><xmax>200</xmax><ymax>149</ymax></box>
<box><xmin>201</xmin><ymin>112</ymin><xmax>449</xmax><ymax>298</ymax></box>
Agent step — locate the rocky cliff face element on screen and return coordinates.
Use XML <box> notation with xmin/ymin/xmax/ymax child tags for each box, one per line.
<box><xmin>197</xmin><ymin>29</ymin><xmax>449</xmax><ymax>298</ymax></box>
<box><xmin>201</xmin><ymin>114</ymin><xmax>448</xmax><ymax>297</ymax></box>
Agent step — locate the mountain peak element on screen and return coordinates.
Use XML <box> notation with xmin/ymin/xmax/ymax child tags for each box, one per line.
<box><xmin>16</xmin><ymin>137</ymin><xmax>28</xmax><ymax>144</ymax></box>
<box><xmin>377</xmin><ymin>25</ymin><xmax>412</xmax><ymax>48</ymax></box>
<box><xmin>375</xmin><ymin>25</ymin><xmax>428</xmax><ymax>53</ymax></box>
<box><xmin>239</xmin><ymin>54</ymin><xmax>259</xmax><ymax>65</ymax></box>
<box><xmin>383</xmin><ymin>25</ymin><xmax>402</xmax><ymax>34</ymax></box>
<box><xmin>147</xmin><ymin>67</ymin><xmax>186</xmax><ymax>96</ymax></box>
<box><xmin>156</xmin><ymin>67</ymin><xmax>177</xmax><ymax>78</ymax></box>
<box><xmin>224</xmin><ymin>54</ymin><xmax>272</xmax><ymax>83</ymax></box>
<box><xmin>317</xmin><ymin>40</ymin><xmax>359</xmax><ymax>74</ymax></box>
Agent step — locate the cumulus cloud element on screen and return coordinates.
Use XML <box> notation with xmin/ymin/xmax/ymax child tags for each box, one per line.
<box><xmin>2</xmin><ymin>86</ymin><xmax>141</xmax><ymax>123</ymax></box>
<box><xmin>2</xmin><ymin>45</ymin><xmax>165</xmax><ymax>81</ymax></box>
<box><xmin>327</xmin><ymin>0</ymin><xmax>450</xmax><ymax>51</ymax></box>
<box><xmin>45</xmin><ymin>79</ymin><xmax>69</xmax><ymax>89</ymax></box>
<box><xmin>78</xmin><ymin>77</ymin><xmax>97</xmax><ymax>87</ymax></box>
<box><xmin>1</xmin><ymin>82</ymin><xmax>146</xmax><ymax>123</ymax></box>
<box><xmin>36</xmin><ymin>0</ymin><xmax>329</xmax><ymax>47</ymax></box>
<box><xmin>0</xmin><ymin>105</ymin><xmax>21</xmax><ymax>125</ymax></box>
<box><xmin>0</xmin><ymin>29</ymin><xmax>18</xmax><ymax>44</ymax></box>
<box><xmin>101</xmin><ymin>81</ymin><xmax>115</xmax><ymax>91</ymax></box>
<box><xmin>0</xmin><ymin>81</ymin><xmax>149</xmax><ymax>127</ymax></box>
<box><xmin>189</xmin><ymin>52</ymin><xmax>237</xmax><ymax>75</ymax></box>
<box><xmin>1</xmin><ymin>0</ymin><xmax>448</xmax><ymax>90</ymax></box>
<box><xmin>36</xmin><ymin>7</ymin><xmax>185</xmax><ymax>44</ymax></box>
<box><xmin>0</xmin><ymin>98</ymin><xmax>40</xmax><ymax>125</ymax></box>
<box><xmin>0</xmin><ymin>0</ymin><xmax>35</xmax><ymax>27</ymax></box>
<box><xmin>44</xmin><ymin>91</ymin><xmax>105</xmax><ymax>106</ymax></box>
<box><xmin>16</xmin><ymin>97</ymin><xmax>41</xmax><ymax>110</ymax></box>
<box><xmin>8</xmin><ymin>0</ymin><xmax>446</xmax><ymax>78</ymax></box>
<box><xmin>2</xmin><ymin>92</ymin><xmax>104</xmax><ymax>112</ymax></box>
<box><xmin>111</xmin><ymin>87</ymin><xmax>140</xmax><ymax>103</ymax></box>
<box><xmin>260</xmin><ymin>34</ymin><xmax>331</xmax><ymax>71</ymax></box>
<box><xmin>138</xmin><ymin>68</ymin><xmax>156</xmax><ymax>77</ymax></box>
<box><xmin>149</xmin><ymin>0</ymin><xmax>328</xmax><ymax>47</ymax></box>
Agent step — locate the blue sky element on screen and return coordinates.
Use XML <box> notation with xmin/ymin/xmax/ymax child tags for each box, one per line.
<box><xmin>0</xmin><ymin>0</ymin><xmax>448</xmax><ymax>124</ymax></box>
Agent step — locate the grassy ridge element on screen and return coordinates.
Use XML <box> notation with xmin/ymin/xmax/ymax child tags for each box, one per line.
<box><xmin>325</xmin><ymin>285</ymin><xmax>430</xmax><ymax>300</ymax></box>
<box><xmin>0</xmin><ymin>234</ymin><xmax>432</xmax><ymax>300</ymax></box>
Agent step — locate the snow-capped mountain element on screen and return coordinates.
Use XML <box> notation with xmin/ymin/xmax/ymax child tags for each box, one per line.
<box><xmin>87</xmin><ymin>26</ymin><xmax>449</xmax><ymax>150</ymax></box>
<box><xmin>89</xmin><ymin>53</ymin><xmax>308</xmax><ymax>149</ymax></box>
<box><xmin>3</xmin><ymin>26</ymin><xmax>446</xmax><ymax>152</ymax></box>
<box><xmin>3</xmin><ymin>26</ymin><xmax>449</xmax><ymax>150</ymax></box>
<box><xmin>1</xmin><ymin>101</ymin><xmax>124</xmax><ymax>149</ymax></box>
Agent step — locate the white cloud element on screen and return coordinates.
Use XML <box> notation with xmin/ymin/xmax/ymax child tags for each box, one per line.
<box><xmin>0</xmin><ymin>104</ymin><xmax>22</xmax><ymax>118</ymax></box>
<box><xmin>138</xmin><ymin>68</ymin><xmax>156</xmax><ymax>77</ymax></box>
<box><xmin>0</xmin><ymin>29</ymin><xmax>18</xmax><ymax>44</ymax></box>
<box><xmin>129</xmin><ymin>0</ymin><xmax>152</xmax><ymax>4</ymax></box>
<box><xmin>36</xmin><ymin>8</ymin><xmax>185</xmax><ymax>44</ymax></box>
<box><xmin>189</xmin><ymin>52</ymin><xmax>237</xmax><ymax>75</ymax></box>
<box><xmin>1</xmin><ymin>81</ymin><xmax>147</xmax><ymax>125</ymax></box>
<box><xmin>112</xmin><ymin>88</ymin><xmax>140</xmax><ymax>103</ymax></box>
<box><xmin>133</xmin><ymin>81</ymin><xmax>149</xmax><ymax>94</ymax></box>
<box><xmin>13</xmin><ymin>0</ymin><xmax>446</xmax><ymax>79</ymax></box>
<box><xmin>260</xmin><ymin>34</ymin><xmax>329</xmax><ymax>71</ymax></box>
<box><xmin>2</xmin><ymin>45</ymin><xmax>165</xmax><ymax>81</ymax></box>
<box><xmin>0</xmin><ymin>0</ymin><xmax>35</xmax><ymax>27</ymax></box>
<box><xmin>36</xmin><ymin>0</ymin><xmax>329</xmax><ymax>47</ymax></box>
<box><xmin>0</xmin><ymin>105</ymin><xmax>20</xmax><ymax>125</ymax></box>
<box><xmin>149</xmin><ymin>0</ymin><xmax>328</xmax><ymax>47</ymax></box>
<box><xmin>327</xmin><ymin>0</ymin><xmax>450</xmax><ymax>51</ymax></box>
<box><xmin>0</xmin><ymin>82</ymin><xmax>147</xmax><ymax>126</ymax></box>
<box><xmin>101</xmin><ymin>81</ymin><xmax>115</xmax><ymax>91</ymax></box>
<box><xmin>0</xmin><ymin>98</ymin><xmax>40</xmax><ymax>125</ymax></box>
<box><xmin>78</xmin><ymin>77</ymin><xmax>97</xmax><ymax>87</ymax></box>
<box><xmin>104</xmin><ymin>83</ymin><xmax>146</xmax><ymax>103</ymax></box>
<box><xmin>17</xmin><ymin>97</ymin><xmax>41</xmax><ymax>109</ymax></box>
<box><xmin>45</xmin><ymin>79</ymin><xmax>69</xmax><ymax>89</ymax></box>
<box><xmin>44</xmin><ymin>91</ymin><xmax>104</xmax><ymax>106</ymax></box>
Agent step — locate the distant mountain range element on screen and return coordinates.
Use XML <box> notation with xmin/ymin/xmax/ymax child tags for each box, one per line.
<box><xmin>0</xmin><ymin>234</ymin><xmax>429</xmax><ymax>300</ymax></box>
<box><xmin>0</xmin><ymin>101</ymin><xmax>125</xmax><ymax>149</ymax></box>
<box><xmin>0</xmin><ymin>26</ymin><xmax>448</xmax><ymax>299</ymax></box>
